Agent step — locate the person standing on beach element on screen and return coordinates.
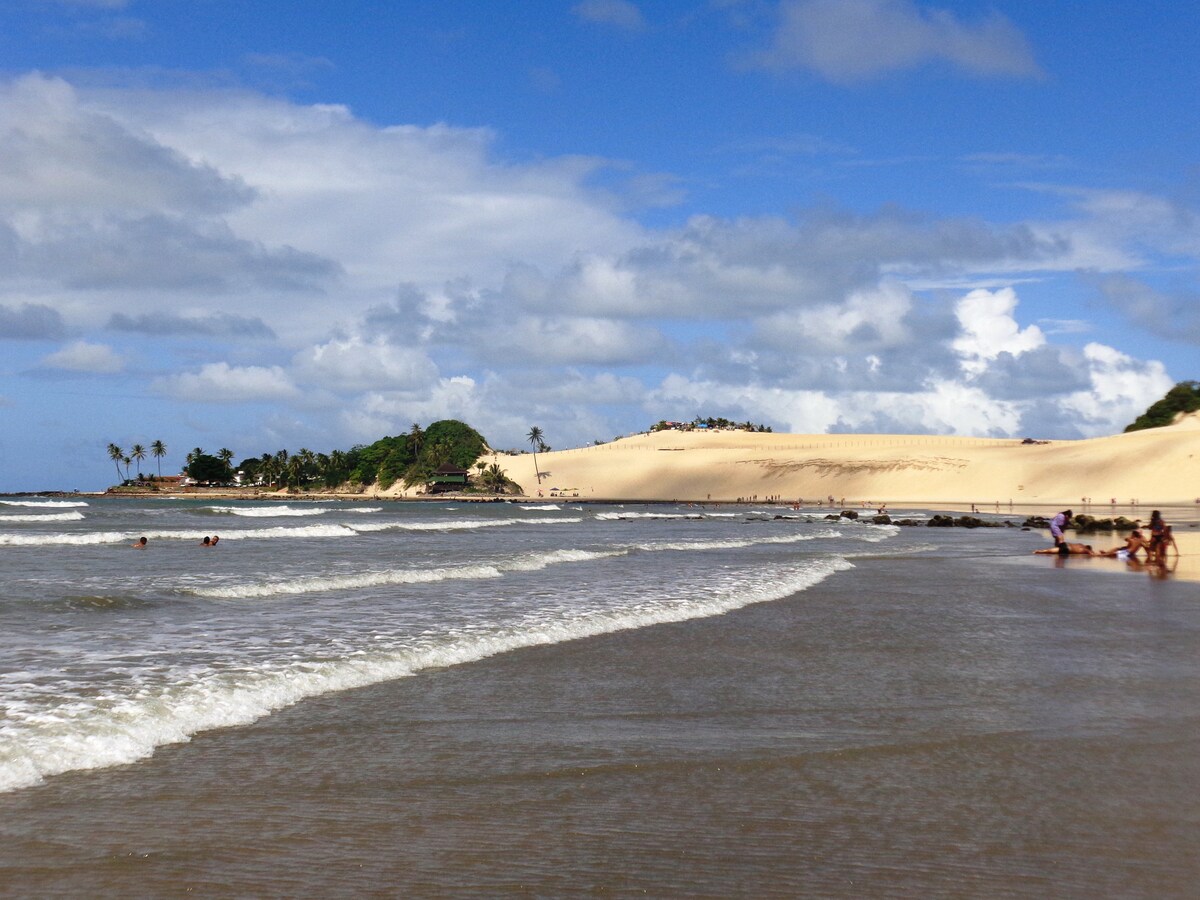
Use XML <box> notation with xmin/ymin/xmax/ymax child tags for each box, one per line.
<box><xmin>1050</xmin><ymin>509</ymin><xmax>1073</xmax><ymax>556</ymax></box>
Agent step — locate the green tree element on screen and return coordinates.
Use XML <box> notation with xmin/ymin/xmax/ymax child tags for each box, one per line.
<box><xmin>527</xmin><ymin>426</ymin><xmax>545</xmax><ymax>484</ymax></box>
<box><xmin>130</xmin><ymin>443</ymin><xmax>146</xmax><ymax>477</ymax></box>
<box><xmin>1125</xmin><ymin>381</ymin><xmax>1200</xmax><ymax>432</ymax></box>
<box><xmin>107</xmin><ymin>443</ymin><xmax>124</xmax><ymax>481</ymax></box>
<box><xmin>186</xmin><ymin>453</ymin><xmax>227</xmax><ymax>483</ymax></box>
<box><xmin>151</xmin><ymin>440</ymin><xmax>167</xmax><ymax>477</ymax></box>
<box><xmin>122</xmin><ymin>455</ymin><xmax>131</xmax><ymax>481</ymax></box>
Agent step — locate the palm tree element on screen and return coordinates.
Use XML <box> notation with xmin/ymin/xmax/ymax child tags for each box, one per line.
<box><xmin>106</xmin><ymin>443</ymin><xmax>124</xmax><ymax>481</ymax></box>
<box><xmin>130</xmin><ymin>444</ymin><xmax>146</xmax><ymax>477</ymax></box>
<box><xmin>122</xmin><ymin>455</ymin><xmax>132</xmax><ymax>480</ymax></box>
<box><xmin>259</xmin><ymin>453</ymin><xmax>277</xmax><ymax>487</ymax></box>
<box><xmin>217</xmin><ymin>448</ymin><xmax>234</xmax><ymax>481</ymax></box>
<box><xmin>151</xmin><ymin>440</ymin><xmax>166</xmax><ymax>477</ymax></box>
<box><xmin>527</xmin><ymin>426</ymin><xmax>545</xmax><ymax>483</ymax></box>
<box><xmin>187</xmin><ymin>447</ymin><xmax>204</xmax><ymax>465</ymax></box>
<box><xmin>409</xmin><ymin>423</ymin><xmax>424</xmax><ymax>456</ymax></box>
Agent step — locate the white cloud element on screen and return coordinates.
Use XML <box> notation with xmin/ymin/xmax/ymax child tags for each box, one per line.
<box><xmin>154</xmin><ymin>362</ymin><xmax>298</xmax><ymax>403</ymax></box>
<box><xmin>1059</xmin><ymin>343</ymin><xmax>1173</xmax><ymax>433</ymax></box>
<box><xmin>750</xmin><ymin>0</ymin><xmax>1041</xmax><ymax>83</ymax></box>
<box><xmin>39</xmin><ymin>340</ymin><xmax>124</xmax><ymax>373</ymax></box>
<box><xmin>953</xmin><ymin>287</ymin><xmax>1044</xmax><ymax>375</ymax></box>
<box><xmin>758</xmin><ymin>280</ymin><xmax>914</xmax><ymax>352</ymax></box>
<box><xmin>293</xmin><ymin>336</ymin><xmax>438</xmax><ymax>393</ymax></box>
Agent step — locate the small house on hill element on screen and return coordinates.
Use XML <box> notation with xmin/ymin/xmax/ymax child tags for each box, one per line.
<box><xmin>426</xmin><ymin>464</ymin><xmax>469</xmax><ymax>494</ymax></box>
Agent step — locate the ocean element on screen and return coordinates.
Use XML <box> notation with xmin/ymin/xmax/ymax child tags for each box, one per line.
<box><xmin>0</xmin><ymin>496</ymin><xmax>1196</xmax><ymax>897</ymax></box>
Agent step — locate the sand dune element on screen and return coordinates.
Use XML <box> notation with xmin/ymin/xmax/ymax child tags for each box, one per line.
<box><xmin>485</xmin><ymin>413</ymin><xmax>1200</xmax><ymax>508</ymax></box>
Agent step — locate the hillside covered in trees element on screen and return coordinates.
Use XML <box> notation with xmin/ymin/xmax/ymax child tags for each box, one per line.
<box><xmin>175</xmin><ymin>420</ymin><xmax>503</xmax><ymax>492</ymax></box>
<box><xmin>1125</xmin><ymin>381</ymin><xmax>1200</xmax><ymax>432</ymax></box>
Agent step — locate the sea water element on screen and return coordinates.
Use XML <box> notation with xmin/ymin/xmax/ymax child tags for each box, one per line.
<box><xmin>0</xmin><ymin>497</ymin><xmax>887</xmax><ymax>793</ymax></box>
<box><xmin>1</xmin><ymin>496</ymin><xmax>1196</xmax><ymax>896</ymax></box>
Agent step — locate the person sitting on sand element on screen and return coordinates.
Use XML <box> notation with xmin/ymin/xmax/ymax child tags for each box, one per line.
<box><xmin>1097</xmin><ymin>529</ymin><xmax>1148</xmax><ymax>560</ymax></box>
<box><xmin>1033</xmin><ymin>542</ymin><xmax>1094</xmax><ymax>556</ymax></box>
<box><xmin>131</xmin><ymin>536</ymin><xmax>147</xmax><ymax>549</ymax></box>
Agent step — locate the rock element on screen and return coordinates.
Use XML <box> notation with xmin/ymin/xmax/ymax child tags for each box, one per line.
<box><xmin>840</xmin><ymin>509</ymin><xmax>859</xmax><ymax>520</ymax></box>
<box><xmin>872</xmin><ymin>514</ymin><xmax>892</xmax><ymax>525</ymax></box>
<box><xmin>928</xmin><ymin>515</ymin><xmax>956</xmax><ymax>527</ymax></box>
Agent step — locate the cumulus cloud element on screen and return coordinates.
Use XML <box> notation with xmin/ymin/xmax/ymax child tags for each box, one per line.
<box><xmin>154</xmin><ymin>362</ymin><xmax>298</xmax><ymax>403</ymax></box>
<box><xmin>749</xmin><ymin>0</ymin><xmax>1041</xmax><ymax>83</ymax></box>
<box><xmin>292</xmin><ymin>336</ymin><xmax>438</xmax><ymax>393</ymax></box>
<box><xmin>0</xmin><ymin>303</ymin><xmax>66</xmax><ymax>339</ymax></box>
<box><xmin>39</xmin><ymin>340</ymin><xmax>124</xmax><ymax>373</ymax></box>
<box><xmin>0</xmin><ymin>72</ymin><xmax>1187</xmax><ymax>462</ymax></box>
<box><xmin>953</xmin><ymin>287</ymin><xmax>1044</xmax><ymax>374</ymax></box>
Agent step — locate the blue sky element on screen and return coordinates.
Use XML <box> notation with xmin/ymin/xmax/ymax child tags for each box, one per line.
<box><xmin>1</xmin><ymin>0</ymin><xmax>1197</xmax><ymax>491</ymax></box>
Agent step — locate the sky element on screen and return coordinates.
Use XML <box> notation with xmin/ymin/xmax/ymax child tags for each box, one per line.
<box><xmin>0</xmin><ymin>0</ymin><xmax>1197</xmax><ymax>491</ymax></box>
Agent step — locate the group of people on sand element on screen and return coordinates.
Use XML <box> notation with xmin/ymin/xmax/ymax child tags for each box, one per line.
<box><xmin>1037</xmin><ymin>508</ymin><xmax>1178</xmax><ymax>563</ymax></box>
<box><xmin>131</xmin><ymin>534</ymin><xmax>219</xmax><ymax>549</ymax></box>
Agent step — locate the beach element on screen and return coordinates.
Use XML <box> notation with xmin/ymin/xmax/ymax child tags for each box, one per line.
<box><xmin>2</xmin><ymin>422</ymin><xmax>1199</xmax><ymax>895</ymax></box>
<box><xmin>0</xmin><ymin>506</ymin><xmax>1196</xmax><ymax>897</ymax></box>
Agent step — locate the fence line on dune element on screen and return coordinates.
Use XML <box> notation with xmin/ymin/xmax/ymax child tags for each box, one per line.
<box><xmin>523</xmin><ymin>435</ymin><xmax>1021</xmax><ymax>457</ymax></box>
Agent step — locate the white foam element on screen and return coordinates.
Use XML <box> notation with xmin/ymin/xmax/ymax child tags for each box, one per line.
<box><xmin>521</xmin><ymin>504</ymin><xmax>561</xmax><ymax>510</ymax></box>
<box><xmin>0</xmin><ymin>557</ymin><xmax>851</xmax><ymax>793</ymax></box>
<box><xmin>353</xmin><ymin>516</ymin><xmax>583</xmax><ymax>533</ymax></box>
<box><xmin>0</xmin><ymin>512</ymin><xmax>86</xmax><ymax>523</ymax></box>
<box><xmin>204</xmin><ymin>505</ymin><xmax>327</xmax><ymax>517</ymax></box>
<box><xmin>190</xmin><ymin>548</ymin><xmax>626</xmax><ymax>599</ymax></box>
<box><xmin>0</xmin><ymin>523</ymin><xmax>361</xmax><ymax>546</ymax></box>
<box><xmin>0</xmin><ymin>500</ymin><xmax>89</xmax><ymax>508</ymax></box>
<box><xmin>633</xmin><ymin>529</ymin><xmax>843</xmax><ymax>553</ymax></box>
<box><xmin>595</xmin><ymin>511</ymin><xmax>704</xmax><ymax>520</ymax></box>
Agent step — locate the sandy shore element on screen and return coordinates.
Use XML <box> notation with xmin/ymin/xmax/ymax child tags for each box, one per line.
<box><xmin>488</xmin><ymin>414</ymin><xmax>1200</xmax><ymax>508</ymax></box>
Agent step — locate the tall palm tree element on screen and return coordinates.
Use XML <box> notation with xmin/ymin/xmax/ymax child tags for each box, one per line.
<box><xmin>527</xmin><ymin>426</ymin><xmax>545</xmax><ymax>484</ymax></box>
<box><xmin>122</xmin><ymin>455</ymin><xmax>132</xmax><ymax>480</ymax></box>
<box><xmin>259</xmin><ymin>453</ymin><xmax>277</xmax><ymax>487</ymax></box>
<box><xmin>409</xmin><ymin>423</ymin><xmax>424</xmax><ymax>456</ymax></box>
<box><xmin>187</xmin><ymin>447</ymin><xmax>204</xmax><ymax>465</ymax></box>
<box><xmin>150</xmin><ymin>440</ymin><xmax>166</xmax><ymax>477</ymax></box>
<box><xmin>217</xmin><ymin>448</ymin><xmax>234</xmax><ymax>481</ymax></box>
<box><xmin>107</xmin><ymin>443</ymin><xmax>124</xmax><ymax>481</ymax></box>
<box><xmin>130</xmin><ymin>444</ymin><xmax>146</xmax><ymax>477</ymax></box>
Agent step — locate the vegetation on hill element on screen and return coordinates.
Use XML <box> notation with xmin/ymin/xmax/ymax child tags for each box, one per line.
<box><xmin>112</xmin><ymin>419</ymin><xmax>508</xmax><ymax>493</ymax></box>
<box><xmin>651</xmin><ymin>416</ymin><xmax>774</xmax><ymax>433</ymax></box>
<box><xmin>1125</xmin><ymin>381</ymin><xmax>1200</xmax><ymax>432</ymax></box>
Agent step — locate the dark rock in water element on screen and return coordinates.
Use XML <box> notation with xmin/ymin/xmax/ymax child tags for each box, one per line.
<box><xmin>894</xmin><ymin>518</ymin><xmax>923</xmax><ymax>526</ymax></box>
<box><xmin>928</xmin><ymin>515</ymin><xmax>956</xmax><ymax>527</ymax></box>
<box><xmin>955</xmin><ymin>516</ymin><xmax>981</xmax><ymax>528</ymax></box>
<box><xmin>840</xmin><ymin>509</ymin><xmax>859</xmax><ymax>520</ymax></box>
<box><xmin>872</xmin><ymin>514</ymin><xmax>892</xmax><ymax>525</ymax></box>
<box><xmin>1023</xmin><ymin>516</ymin><xmax>1050</xmax><ymax>529</ymax></box>
<box><xmin>824</xmin><ymin>514</ymin><xmax>841</xmax><ymax>520</ymax></box>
